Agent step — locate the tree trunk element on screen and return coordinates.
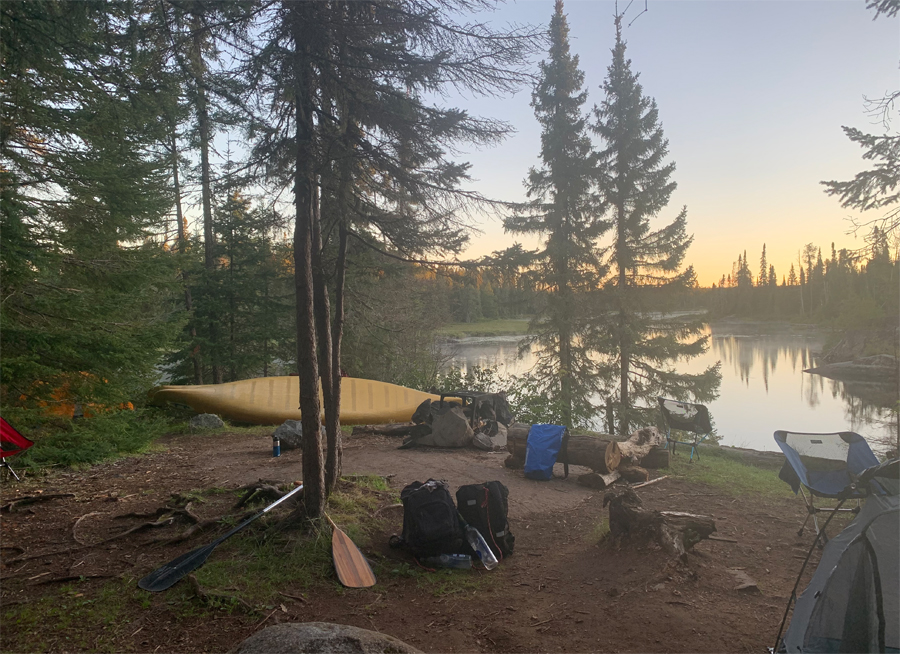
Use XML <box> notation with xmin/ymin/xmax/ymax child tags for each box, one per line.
<box><xmin>170</xmin><ymin>120</ymin><xmax>203</xmax><ymax>385</ymax></box>
<box><xmin>327</xmin><ymin>219</ymin><xmax>349</xmax><ymax>489</ymax></box>
<box><xmin>190</xmin><ymin>14</ymin><xmax>222</xmax><ymax>385</ymax></box>
<box><xmin>291</xmin><ymin>1</ymin><xmax>324</xmax><ymax>518</ymax></box>
<box><xmin>506</xmin><ymin>426</ymin><xmax>622</xmax><ymax>474</ymax></box>
<box><xmin>311</xmin><ymin>183</ymin><xmax>337</xmax><ymax>495</ymax></box>
<box><xmin>603</xmin><ymin>486</ymin><xmax>716</xmax><ymax>559</ymax></box>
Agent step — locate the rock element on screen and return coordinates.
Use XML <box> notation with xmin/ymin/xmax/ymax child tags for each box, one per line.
<box><xmin>727</xmin><ymin>568</ymin><xmax>760</xmax><ymax>593</ymax></box>
<box><xmin>273</xmin><ymin>420</ymin><xmax>304</xmax><ymax>451</ymax></box>
<box><xmin>430</xmin><ymin>406</ymin><xmax>474</xmax><ymax>447</ymax></box>
<box><xmin>190</xmin><ymin>413</ymin><xmax>224</xmax><ymax>430</ymax></box>
<box><xmin>410</xmin><ymin>406</ymin><xmax>473</xmax><ymax>448</ymax></box>
<box><xmin>804</xmin><ymin>354</ymin><xmax>898</xmax><ymax>382</ymax></box>
<box><xmin>230</xmin><ymin>622</ymin><xmax>423</xmax><ymax>654</ymax></box>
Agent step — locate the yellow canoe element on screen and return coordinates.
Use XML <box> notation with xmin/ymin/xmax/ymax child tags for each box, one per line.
<box><xmin>149</xmin><ymin>376</ymin><xmax>442</xmax><ymax>426</ymax></box>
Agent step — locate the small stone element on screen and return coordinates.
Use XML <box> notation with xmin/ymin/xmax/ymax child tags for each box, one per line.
<box><xmin>190</xmin><ymin>413</ymin><xmax>224</xmax><ymax>430</ymax></box>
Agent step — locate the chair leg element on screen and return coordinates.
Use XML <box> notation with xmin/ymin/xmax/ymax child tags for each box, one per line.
<box><xmin>0</xmin><ymin>460</ymin><xmax>21</xmax><ymax>482</ymax></box>
<box><xmin>797</xmin><ymin>511</ymin><xmax>812</xmax><ymax>537</ymax></box>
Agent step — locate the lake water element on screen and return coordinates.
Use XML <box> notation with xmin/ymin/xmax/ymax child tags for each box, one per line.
<box><xmin>441</xmin><ymin>322</ymin><xmax>898</xmax><ymax>454</ymax></box>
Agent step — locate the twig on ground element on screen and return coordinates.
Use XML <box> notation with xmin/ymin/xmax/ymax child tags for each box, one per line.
<box><xmin>2</xmin><ymin>494</ymin><xmax>75</xmax><ymax>512</ymax></box>
<box><xmin>632</xmin><ymin>476</ymin><xmax>669</xmax><ymax>489</ymax></box>
<box><xmin>73</xmin><ymin>512</ymin><xmax>103</xmax><ymax>545</ymax></box>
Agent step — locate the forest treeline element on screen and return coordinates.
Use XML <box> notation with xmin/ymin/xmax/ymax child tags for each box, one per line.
<box><xmin>703</xmin><ymin>231</ymin><xmax>898</xmax><ymax>330</ymax></box>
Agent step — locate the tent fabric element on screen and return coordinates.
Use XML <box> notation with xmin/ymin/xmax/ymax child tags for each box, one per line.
<box><xmin>775</xmin><ymin>431</ymin><xmax>880</xmax><ymax>497</ymax></box>
<box><xmin>0</xmin><ymin>417</ymin><xmax>33</xmax><ymax>458</ymax></box>
<box><xmin>782</xmin><ymin>485</ymin><xmax>899</xmax><ymax>653</ymax></box>
<box><xmin>523</xmin><ymin>424</ymin><xmax>567</xmax><ymax>481</ymax></box>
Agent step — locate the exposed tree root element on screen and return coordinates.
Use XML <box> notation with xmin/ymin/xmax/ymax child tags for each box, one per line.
<box><xmin>1</xmin><ymin>494</ymin><xmax>74</xmax><ymax>513</ymax></box>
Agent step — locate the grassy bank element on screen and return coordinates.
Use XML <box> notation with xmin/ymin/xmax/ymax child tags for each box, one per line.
<box><xmin>439</xmin><ymin>318</ymin><xmax>530</xmax><ymax>338</ymax></box>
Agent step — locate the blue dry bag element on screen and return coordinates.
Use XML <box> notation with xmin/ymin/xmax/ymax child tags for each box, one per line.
<box><xmin>523</xmin><ymin>424</ymin><xmax>569</xmax><ymax>481</ymax></box>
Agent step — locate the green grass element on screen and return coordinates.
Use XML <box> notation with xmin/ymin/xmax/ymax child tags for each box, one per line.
<box><xmin>16</xmin><ymin>409</ymin><xmax>172</xmax><ymax>471</ymax></box>
<box><xmin>667</xmin><ymin>447</ymin><xmax>796</xmax><ymax>499</ymax></box>
<box><xmin>438</xmin><ymin>318</ymin><xmax>530</xmax><ymax>338</ymax></box>
<box><xmin>2</xmin><ymin>578</ymin><xmax>153</xmax><ymax>652</ymax></box>
<box><xmin>589</xmin><ymin>517</ymin><xmax>610</xmax><ymax>542</ymax></box>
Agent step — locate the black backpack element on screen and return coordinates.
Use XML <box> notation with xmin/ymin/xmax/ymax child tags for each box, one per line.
<box><xmin>395</xmin><ymin>479</ymin><xmax>464</xmax><ymax>558</ymax></box>
<box><xmin>456</xmin><ymin>481</ymin><xmax>515</xmax><ymax>560</ymax></box>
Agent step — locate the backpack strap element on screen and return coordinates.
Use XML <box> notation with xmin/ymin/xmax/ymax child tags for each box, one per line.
<box><xmin>560</xmin><ymin>428</ymin><xmax>570</xmax><ymax>478</ymax></box>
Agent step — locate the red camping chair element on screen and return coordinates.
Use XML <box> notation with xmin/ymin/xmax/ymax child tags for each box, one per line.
<box><xmin>1</xmin><ymin>417</ymin><xmax>34</xmax><ymax>481</ymax></box>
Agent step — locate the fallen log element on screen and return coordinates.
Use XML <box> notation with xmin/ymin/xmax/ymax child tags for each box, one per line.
<box><xmin>351</xmin><ymin>423</ymin><xmax>417</xmax><ymax>437</ymax></box>
<box><xmin>603</xmin><ymin>486</ymin><xmax>716</xmax><ymax>559</ymax></box>
<box><xmin>639</xmin><ymin>446</ymin><xmax>670</xmax><ymax>470</ymax></box>
<box><xmin>507</xmin><ymin>427</ymin><xmax>622</xmax><ymax>474</ymax></box>
<box><xmin>618</xmin><ymin>463</ymin><xmax>650</xmax><ymax>483</ymax></box>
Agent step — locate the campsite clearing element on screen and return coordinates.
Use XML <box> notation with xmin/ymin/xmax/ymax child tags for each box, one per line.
<box><xmin>1</xmin><ymin>426</ymin><xmax>845</xmax><ymax>653</ymax></box>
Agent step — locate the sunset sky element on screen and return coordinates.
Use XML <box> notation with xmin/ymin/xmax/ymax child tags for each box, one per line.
<box><xmin>452</xmin><ymin>0</ymin><xmax>899</xmax><ymax>286</ymax></box>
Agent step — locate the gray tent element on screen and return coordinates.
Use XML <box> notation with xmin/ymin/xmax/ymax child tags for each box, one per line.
<box><xmin>781</xmin><ymin>460</ymin><xmax>899</xmax><ymax>653</ymax></box>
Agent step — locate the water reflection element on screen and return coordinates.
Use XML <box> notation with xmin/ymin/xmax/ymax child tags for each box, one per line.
<box><xmin>442</xmin><ymin>322</ymin><xmax>897</xmax><ymax>453</ymax></box>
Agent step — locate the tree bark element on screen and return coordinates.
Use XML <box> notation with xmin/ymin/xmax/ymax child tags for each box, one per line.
<box><xmin>603</xmin><ymin>486</ymin><xmax>716</xmax><ymax>558</ymax></box>
<box><xmin>170</xmin><ymin>119</ymin><xmax>203</xmax><ymax>385</ymax></box>
<box><xmin>290</xmin><ymin>0</ymin><xmax>324</xmax><ymax>518</ymax></box>
<box><xmin>190</xmin><ymin>12</ymin><xmax>222</xmax><ymax>385</ymax></box>
<box><xmin>506</xmin><ymin>427</ymin><xmax>622</xmax><ymax>474</ymax></box>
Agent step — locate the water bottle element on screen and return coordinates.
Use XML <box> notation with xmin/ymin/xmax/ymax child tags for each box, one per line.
<box><xmin>422</xmin><ymin>553</ymin><xmax>472</xmax><ymax>570</ymax></box>
<box><xmin>465</xmin><ymin>525</ymin><xmax>498</xmax><ymax>570</ymax></box>
<box><xmin>272</xmin><ymin>436</ymin><xmax>281</xmax><ymax>457</ymax></box>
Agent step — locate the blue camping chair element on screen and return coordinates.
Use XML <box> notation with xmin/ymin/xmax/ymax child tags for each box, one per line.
<box><xmin>657</xmin><ymin>397</ymin><xmax>713</xmax><ymax>463</ymax></box>
<box><xmin>774</xmin><ymin>430</ymin><xmax>881</xmax><ymax>540</ymax></box>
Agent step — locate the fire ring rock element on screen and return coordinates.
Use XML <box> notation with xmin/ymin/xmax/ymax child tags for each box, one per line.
<box><xmin>230</xmin><ymin>622</ymin><xmax>423</xmax><ymax>654</ymax></box>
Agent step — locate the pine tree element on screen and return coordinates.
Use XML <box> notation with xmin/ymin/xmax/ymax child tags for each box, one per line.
<box><xmin>1</xmin><ymin>1</ymin><xmax>182</xmax><ymax>409</ymax></box>
<box><xmin>759</xmin><ymin>244</ymin><xmax>768</xmax><ymax>287</ymax></box>
<box><xmin>589</xmin><ymin>15</ymin><xmax>719</xmax><ymax>434</ymax></box>
<box><xmin>248</xmin><ymin>0</ymin><xmax>539</xmax><ymax>513</ymax></box>
<box><xmin>504</xmin><ymin>0</ymin><xmax>606</xmax><ymax>427</ymax></box>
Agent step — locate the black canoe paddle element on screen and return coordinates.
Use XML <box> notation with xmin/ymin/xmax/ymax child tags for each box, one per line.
<box><xmin>138</xmin><ymin>483</ymin><xmax>304</xmax><ymax>592</ymax></box>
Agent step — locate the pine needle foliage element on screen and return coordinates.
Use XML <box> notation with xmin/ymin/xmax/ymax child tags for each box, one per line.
<box><xmin>589</xmin><ymin>16</ymin><xmax>720</xmax><ymax>434</ymax></box>
<box><xmin>504</xmin><ymin>0</ymin><xmax>609</xmax><ymax>428</ymax></box>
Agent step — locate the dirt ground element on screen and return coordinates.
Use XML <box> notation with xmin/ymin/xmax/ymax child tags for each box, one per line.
<box><xmin>1</xmin><ymin>427</ymin><xmax>824</xmax><ymax>653</ymax></box>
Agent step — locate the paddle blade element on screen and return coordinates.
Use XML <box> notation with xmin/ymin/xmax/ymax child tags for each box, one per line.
<box><xmin>331</xmin><ymin>527</ymin><xmax>376</xmax><ymax>588</ymax></box>
<box><xmin>138</xmin><ymin>542</ymin><xmax>217</xmax><ymax>592</ymax></box>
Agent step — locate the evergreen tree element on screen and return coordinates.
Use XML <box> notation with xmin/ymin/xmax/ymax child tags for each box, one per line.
<box><xmin>759</xmin><ymin>244</ymin><xmax>768</xmax><ymax>287</ymax></box>
<box><xmin>589</xmin><ymin>15</ymin><xmax>719</xmax><ymax>434</ymax></box>
<box><xmin>504</xmin><ymin>0</ymin><xmax>606</xmax><ymax>427</ymax></box>
<box><xmin>248</xmin><ymin>0</ymin><xmax>538</xmax><ymax>514</ymax></box>
<box><xmin>1</xmin><ymin>1</ymin><xmax>182</xmax><ymax>409</ymax></box>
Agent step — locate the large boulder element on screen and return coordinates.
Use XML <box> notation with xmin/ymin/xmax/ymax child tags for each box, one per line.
<box><xmin>230</xmin><ymin>622</ymin><xmax>422</xmax><ymax>654</ymax></box>
<box><xmin>412</xmin><ymin>406</ymin><xmax>473</xmax><ymax>448</ymax></box>
<box><xmin>273</xmin><ymin>420</ymin><xmax>304</xmax><ymax>451</ymax></box>
<box><xmin>190</xmin><ymin>413</ymin><xmax>224</xmax><ymax>430</ymax></box>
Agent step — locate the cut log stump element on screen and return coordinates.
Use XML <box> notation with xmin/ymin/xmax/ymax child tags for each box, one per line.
<box><xmin>602</xmin><ymin>486</ymin><xmax>715</xmax><ymax>559</ymax></box>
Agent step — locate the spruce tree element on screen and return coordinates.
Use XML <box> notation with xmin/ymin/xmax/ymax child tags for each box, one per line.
<box><xmin>504</xmin><ymin>0</ymin><xmax>607</xmax><ymax>427</ymax></box>
<box><xmin>759</xmin><ymin>244</ymin><xmax>768</xmax><ymax>287</ymax></box>
<box><xmin>247</xmin><ymin>0</ymin><xmax>539</xmax><ymax>513</ymax></box>
<box><xmin>1</xmin><ymin>1</ymin><xmax>182</xmax><ymax>409</ymax></box>
<box><xmin>589</xmin><ymin>15</ymin><xmax>719</xmax><ymax>434</ymax></box>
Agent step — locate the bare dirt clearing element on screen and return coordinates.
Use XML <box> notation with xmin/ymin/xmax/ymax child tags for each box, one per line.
<box><xmin>1</xmin><ymin>427</ymin><xmax>824</xmax><ymax>653</ymax></box>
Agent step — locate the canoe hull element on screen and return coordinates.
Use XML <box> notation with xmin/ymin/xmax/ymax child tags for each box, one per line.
<box><xmin>150</xmin><ymin>376</ymin><xmax>440</xmax><ymax>425</ymax></box>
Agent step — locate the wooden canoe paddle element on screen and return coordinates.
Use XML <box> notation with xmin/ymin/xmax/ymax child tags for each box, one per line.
<box><xmin>324</xmin><ymin>513</ymin><xmax>376</xmax><ymax>588</ymax></box>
